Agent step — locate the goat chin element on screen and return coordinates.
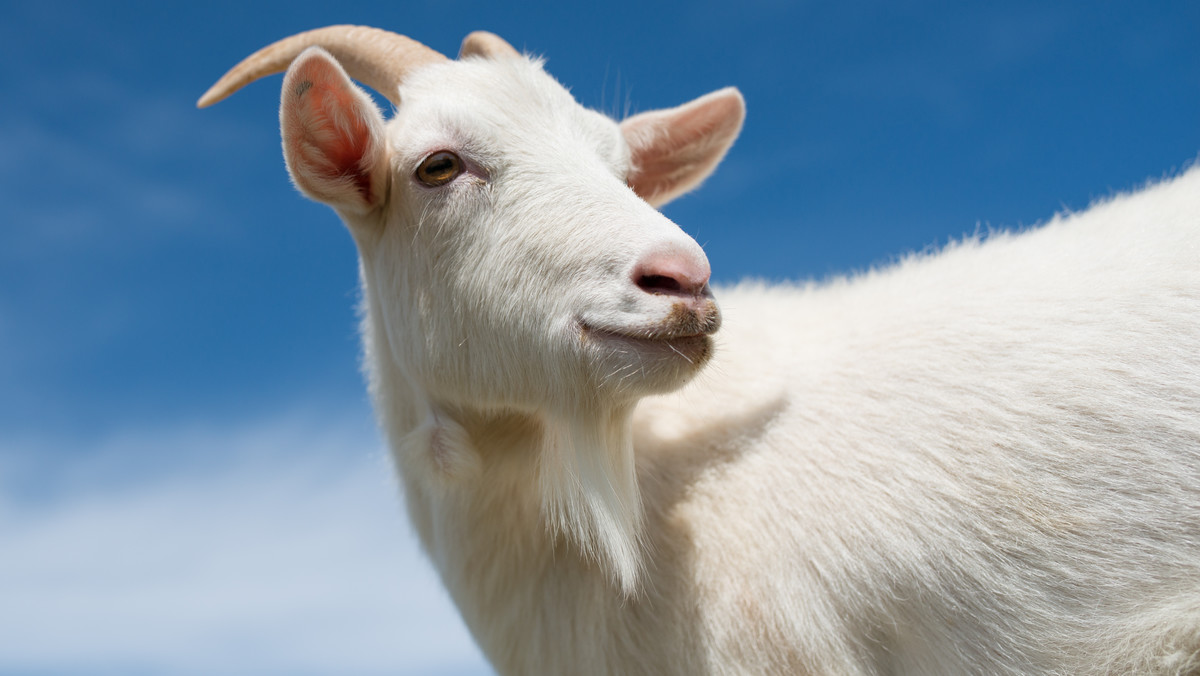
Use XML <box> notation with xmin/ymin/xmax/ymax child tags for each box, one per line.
<box><xmin>202</xmin><ymin>25</ymin><xmax>1200</xmax><ymax>676</ymax></box>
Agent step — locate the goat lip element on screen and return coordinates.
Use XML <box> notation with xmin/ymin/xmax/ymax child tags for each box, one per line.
<box><xmin>585</xmin><ymin>325</ymin><xmax>711</xmax><ymax>342</ymax></box>
<box><xmin>578</xmin><ymin>323</ymin><xmax>715</xmax><ymax>356</ymax></box>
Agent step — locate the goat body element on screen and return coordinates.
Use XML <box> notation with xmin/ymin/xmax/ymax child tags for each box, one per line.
<box><xmin>202</xmin><ymin>27</ymin><xmax>1200</xmax><ymax>675</ymax></box>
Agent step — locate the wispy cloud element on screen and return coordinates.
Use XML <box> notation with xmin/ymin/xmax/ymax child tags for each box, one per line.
<box><xmin>0</xmin><ymin>414</ymin><xmax>493</xmax><ymax>676</ymax></box>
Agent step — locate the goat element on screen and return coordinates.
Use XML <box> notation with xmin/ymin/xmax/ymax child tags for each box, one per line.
<box><xmin>200</xmin><ymin>25</ymin><xmax>1200</xmax><ymax>675</ymax></box>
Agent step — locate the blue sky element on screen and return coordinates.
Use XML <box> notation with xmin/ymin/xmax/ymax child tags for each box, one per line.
<box><xmin>2</xmin><ymin>1</ymin><xmax>1197</xmax><ymax>674</ymax></box>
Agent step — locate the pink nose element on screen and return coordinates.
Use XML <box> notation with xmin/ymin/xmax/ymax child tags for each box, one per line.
<box><xmin>632</xmin><ymin>248</ymin><xmax>712</xmax><ymax>298</ymax></box>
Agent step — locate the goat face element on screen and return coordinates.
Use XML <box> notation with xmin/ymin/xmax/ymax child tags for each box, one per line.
<box><xmin>276</xmin><ymin>45</ymin><xmax>744</xmax><ymax>414</ymax></box>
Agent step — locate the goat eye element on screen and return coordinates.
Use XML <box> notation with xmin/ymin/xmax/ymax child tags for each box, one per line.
<box><xmin>416</xmin><ymin>151</ymin><xmax>463</xmax><ymax>186</ymax></box>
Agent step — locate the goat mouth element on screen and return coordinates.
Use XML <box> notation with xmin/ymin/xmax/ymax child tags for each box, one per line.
<box><xmin>578</xmin><ymin>301</ymin><xmax>720</xmax><ymax>365</ymax></box>
<box><xmin>583</xmin><ymin>325</ymin><xmax>713</xmax><ymax>345</ymax></box>
<box><xmin>581</xmin><ymin>325</ymin><xmax>714</xmax><ymax>364</ymax></box>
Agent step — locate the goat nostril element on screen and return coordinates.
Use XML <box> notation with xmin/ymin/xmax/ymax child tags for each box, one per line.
<box><xmin>638</xmin><ymin>274</ymin><xmax>684</xmax><ymax>295</ymax></box>
<box><xmin>632</xmin><ymin>247</ymin><xmax>712</xmax><ymax>298</ymax></box>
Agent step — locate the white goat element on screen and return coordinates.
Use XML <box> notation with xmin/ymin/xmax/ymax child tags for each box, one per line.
<box><xmin>200</xmin><ymin>26</ymin><xmax>1200</xmax><ymax>675</ymax></box>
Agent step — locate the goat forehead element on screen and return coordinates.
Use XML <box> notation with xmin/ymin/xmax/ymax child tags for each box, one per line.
<box><xmin>392</xmin><ymin>59</ymin><xmax>625</xmax><ymax>164</ymax></box>
<box><xmin>404</xmin><ymin>58</ymin><xmax>576</xmax><ymax>118</ymax></box>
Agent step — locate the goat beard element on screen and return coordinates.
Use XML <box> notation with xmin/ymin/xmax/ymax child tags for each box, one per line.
<box><xmin>537</xmin><ymin>401</ymin><xmax>645</xmax><ymax>596</ymax></box>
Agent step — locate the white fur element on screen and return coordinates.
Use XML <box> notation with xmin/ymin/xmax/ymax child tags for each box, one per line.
<box><xmin>255</xmin><ymin>41</ymin><xmax>1200</xmax><ymax>675</ymax></box>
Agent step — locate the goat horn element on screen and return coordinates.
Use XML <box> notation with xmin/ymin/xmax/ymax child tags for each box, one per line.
<box><xmin>459</xmin><ymin>31</ymin><xmax>521</xmax><ymax>59</ymax></box>
<box><xmin>197</xmin><ymin>25</ymin><xmax>448</xmax><ymax>108</ymax></box>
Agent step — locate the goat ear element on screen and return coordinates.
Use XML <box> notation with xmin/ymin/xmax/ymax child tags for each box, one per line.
<box><xmin>280</xmin><ymin>47</ymin><xmax>389</xmax><ymax>216</ymax></box>
<box><xmin>621</xmin><ymin>87</ymin><xmax>745</xmax><ymax>208</ymax></box>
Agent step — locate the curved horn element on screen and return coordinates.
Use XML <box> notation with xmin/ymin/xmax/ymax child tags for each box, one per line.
<box><xmin>197</xmin><ymin>25</ymin><xmax>447</xmax><ymax>108</ymax></box>
<box><xmin>459</xmin><ymin>31</ymin><xmax>520</xmax><ymax>60</ymax></box>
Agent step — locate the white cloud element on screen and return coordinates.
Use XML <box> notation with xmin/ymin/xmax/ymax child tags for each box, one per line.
<box><xmin>0</xmin><ymin>414</ymin><xmax>494</xmax><ymax>676</ymax></box>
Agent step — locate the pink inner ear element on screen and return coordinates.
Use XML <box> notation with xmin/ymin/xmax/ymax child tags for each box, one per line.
<box><xmin>283</xmin><ymin>57</ymin><xmax>378</xmax><ymax>206</ymax></box>
<box><xmin>623</xmin><ymin>88</ymin><xmax>744</xmax><ymax>207</ymax></box>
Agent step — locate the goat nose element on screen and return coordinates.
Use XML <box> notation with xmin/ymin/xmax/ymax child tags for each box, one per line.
<box><xmin>632</xmin><ymin>247</ymin><xmax>712</xmax><ymax>298</ymax></box>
